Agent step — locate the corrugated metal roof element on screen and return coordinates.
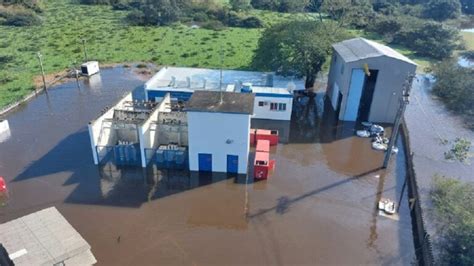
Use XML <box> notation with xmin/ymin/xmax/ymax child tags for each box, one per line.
<box><xmin>333</xmin><ymin>38</ymin><xmax>417</xmax><ymax>66</ymax></box>
<box><xmin>186</xmin><ymin>91</ymin><xmax>254</xmax><ymax>114</ymax></box>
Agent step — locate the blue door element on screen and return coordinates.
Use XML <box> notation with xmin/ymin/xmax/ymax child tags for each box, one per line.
<box><xmin>227</xmin><ymin>155</ymin><xmax>239</xmax><ymax>174</ymax></box>
<box><xmin>198</xmin><ymin>153</ymin><xmax>212</xmax><ymax>172</ymax></box>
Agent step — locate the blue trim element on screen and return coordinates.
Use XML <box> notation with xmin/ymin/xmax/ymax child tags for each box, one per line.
<box><xmin>255</xmin><ymin>92</ymin><xmax>293</xmax><ymax>98</ymax></box>
<box><xmin>147</xmin><ymin>90</ymin><xmax>193</xmax><ymax>102</ymax></box>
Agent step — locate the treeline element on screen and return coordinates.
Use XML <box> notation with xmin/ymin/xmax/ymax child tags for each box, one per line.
<box><xmin>316</xmin><ymin>0</ymin><xmax>463</xmax><ymax>59</ymax></box>
<box><xmin>0</xmin><ymin>0</ymin><xmax>42</xmax><ymax>26</ymax></box>
<box><xmin>79</xmin><ymin>0</ymin><xmax>264</xmax><ymax>29</ymax></box>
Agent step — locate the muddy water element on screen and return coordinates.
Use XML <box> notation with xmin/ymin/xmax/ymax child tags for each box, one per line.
<box><xmin>0</xmin><ymin>67</ymin><xmax>414</xmax><ymax>265</ymax></box>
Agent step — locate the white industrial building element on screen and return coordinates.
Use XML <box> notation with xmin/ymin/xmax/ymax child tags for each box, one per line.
<box><xmin>144</xmin><ymin>67</ymin><xmax>300</xmax><ymax>121</ymax></box>
<box><xmin>186</xmin><ymin>91</ymin><xmax>254</xmax><ymax>174</ymax></box>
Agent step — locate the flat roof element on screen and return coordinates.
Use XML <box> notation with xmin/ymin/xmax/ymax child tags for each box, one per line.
<box><xmin>145</xmin><ymin>66</ymin><xmax>305</xmax><ymax>91</ymax></box>
<box><xmin>0</xmin><ymin>207</ymin><xmax>96</xmax><ymax>265</ymax></box>
<box><xmin>186</xmin><ymin>91</ymin><xmax>254</xmax><ymax>115</ymax></box>
<box><xmin>333</xmin><ymin>38</ymin><xmax>417</xmax><ymax>66</ymax></box>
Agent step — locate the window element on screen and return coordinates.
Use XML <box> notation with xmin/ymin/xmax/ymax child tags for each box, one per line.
<box><xmin>258</xmin><ymin>101</ymin><xmax>264</xmax><ymax>107</ymax></box>
<box><xmin>278</xmin><ymin>103</ymin><xmax>286</xmax><ymax>111</ymax></box>
<box><xmin>270</xmin><ymin>103</ymin><xmax>277</xmax><ymax>110</ymax></box>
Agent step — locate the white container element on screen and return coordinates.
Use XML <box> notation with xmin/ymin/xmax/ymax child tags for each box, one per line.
<box><xmin>80</xmin><ymin>61</ymin><xmax>100</xmax><ymax>76</ymax></box>
<box><xmin>0</xmin><ymin>119</ymin><xmax>11</xmax><ymax>143</ymax></box>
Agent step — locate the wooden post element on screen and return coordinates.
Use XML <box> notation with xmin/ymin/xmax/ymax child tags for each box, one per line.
<box><xmin>82</xmin><ymin>39</ymin><xmax>88</xmax><ymax>62</ymax></box>
<box><xmin>37</xmin><ymin>52</ymin><xmax>48</xmax><ymax>94</ymax></box>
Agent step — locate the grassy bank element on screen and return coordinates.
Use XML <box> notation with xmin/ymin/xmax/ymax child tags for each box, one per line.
<box><xmin>0</xmin><ymin>0</ymin><xmax>438</xmax><ymax>109</ymax></box>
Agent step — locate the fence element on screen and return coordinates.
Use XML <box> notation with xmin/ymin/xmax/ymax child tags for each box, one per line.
<box><xmin>97</xmin><ymin>144</ymin><xmax>141</xmax><ymax>166</ymax></box>
<box><xmin>400</xmin><ymin>120</ymin><xmax>435</xmax><ymax>266</ymax></box>
<box><xmin>145</xmin><ymin>146</ymin><xmax>188</xmax><ymax>170</ymax></box>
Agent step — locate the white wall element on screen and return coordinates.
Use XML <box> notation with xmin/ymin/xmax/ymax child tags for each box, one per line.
<box><xmin>138</xmin><ymin>93</ymin><xmax>171</xmax><ymax>167</ymax></box>
<box><xmin>253</xmin><ymin>96</ymin><xmax>293</xmax><ymax>121</ymax></box>
<box><xmin>88</xmin><ymin>93</ymin><xmax>133</xmax><ymax>164</ymax></box>
<box><xmin>188</xmin><ymin>112</ymin><xmax>250</xmax><ymax>174</ymax></box>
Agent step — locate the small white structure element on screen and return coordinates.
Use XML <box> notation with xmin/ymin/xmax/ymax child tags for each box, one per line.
<box><xmin>0</xmin><ymin>119</ymin><xmax>11</xmax><ymax>143</ymax></box>
<box><xmin>0</xmin><ymin>207</ymin><xmax>96</xmax><ymax>265</ymax></box>
<box><xmin>186</xmin><ymin>91</ymin><xmax>254</xmax><ymax>174</ymax></box>
<box><xmin>81</xmin><ymin>61</ymin><xmax>100</xmax><ymax>76</ymax></box>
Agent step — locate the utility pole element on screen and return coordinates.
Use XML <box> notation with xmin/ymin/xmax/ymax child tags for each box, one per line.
<box><xmin>383</xmin><ymin>74</ymin><xmax>414</xmax><ymax>168</ymax></box>
<box><xmin>82</xmin><ymin>39</ymin><xmax>88</xmax><ymax>62</ymax></box>
<box><xmin>219</xmin><ymin>45</ymin><xmax>224</xmax><ymax>104</ymax></box>
<box><xmin>37</xmin><ymin>52</ymin><xmax>48</xmax><ymax>94</ymax></box>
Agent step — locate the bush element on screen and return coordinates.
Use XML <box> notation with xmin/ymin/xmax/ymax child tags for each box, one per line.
<box><xmin>192</xmin><ymin>11</ymin><xmax>209</xmax><ymax>22</ymax></box>
<box><xmin>241</xmin><ymin>16</ymin><xmax>263</xmax><ymax>28</ymax></box>
<box><xmin>125</xmin><ymin>10</ymin><xmax>145</xmax><ymax>25</ymax></box>
<box><xmin>431</xmin><ymin>175</ymin><xmax>474</xmax><ymax>265</ymax></box>
<box><xmin>432</xmin><ymin>59</ymin><xmax>474</xmax><ymax>128</ymax></box>
<box><xmin>3</xmin><ymin>12</ymin><xmax>41</xmax><ymax>26</ymax></box>
<box><xmin>202</xmin><ymin>20</ymin><xmax>225</xmax><ymax>30</ymax></box>
<box><xmin>461</xmin><ymin>50</ymin><xmax>474</xmax><ymax>60</ymax></box>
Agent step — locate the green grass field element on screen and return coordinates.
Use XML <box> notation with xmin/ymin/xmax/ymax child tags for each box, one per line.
<box><xmin>0</xmin><ymin>0</ymin><xmax>441</xmax><ymax>109</ymax></box>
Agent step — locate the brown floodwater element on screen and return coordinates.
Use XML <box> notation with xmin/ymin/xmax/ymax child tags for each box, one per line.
<box><xmin>0</xmin><ymin>67</ymin><xmax>414</xmax><ymax>265</ymax></box>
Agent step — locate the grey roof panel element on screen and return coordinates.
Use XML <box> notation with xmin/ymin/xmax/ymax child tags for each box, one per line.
<box><xmin>185</xmin><ymin>91</ymin><xmax>254</xmax><ymax>114</ymax></box>
<box><xmin>333</xmin><ymin>38</ymin><xmax>417</xmax><ymax>66</ymax></box>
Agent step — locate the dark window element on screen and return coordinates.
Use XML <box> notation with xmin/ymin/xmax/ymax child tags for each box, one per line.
<box><xmin>270</xmin><ymin>103</ymin><xmax>277</xmax><ymax>110</ymax></box>
<box><xmin>258</xmin><ymin>101</ymin><xmax>264</xmax><ymax>107</ymax></box>
<box><xmin>278</xmin><ymin>103</ymin><xmax>286</xmax><ymax>111</ymax></box>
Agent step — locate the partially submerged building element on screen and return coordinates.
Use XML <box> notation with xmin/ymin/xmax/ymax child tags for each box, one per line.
<box><xmin>186</xmin><ymin>91</ymin><xmax>254</xmax><ymax>174</ymax></box>
<box><xmin>144</xmin><ymin>67</ymin><xmax>300</xmax><ymax>122</ymax></box>
<box><xmin>327</xmin><ymin>38</ymin><xmax>417</xmax><ymax>123</ymax></box>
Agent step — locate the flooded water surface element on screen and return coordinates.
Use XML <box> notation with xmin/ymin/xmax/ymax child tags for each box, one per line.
<box><xmin>0</xmin><ymin>67</ymin><xmax>414</xmax><ymax>265</ymax></box>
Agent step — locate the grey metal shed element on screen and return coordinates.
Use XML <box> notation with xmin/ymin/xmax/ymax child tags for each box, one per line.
<box><xmin>326</xmin><ymin>38</ymin><xmax>417</xmax><ymax>123</ymax></box>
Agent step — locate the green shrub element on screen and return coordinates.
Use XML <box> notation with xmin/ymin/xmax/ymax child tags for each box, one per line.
<box><xmin>202</xmin><ymin>20</ymin><xmax>225</xmax><ymax>31</ymax></box>
<box><xmin>431</xmin><ymin>175</ymin><xmax>474</xmax><ymax>265</ymax></box>
<box><xmin>3</xmin><ymin>12</ymin><xmax>41</xmax><ymax>26</ymax></box>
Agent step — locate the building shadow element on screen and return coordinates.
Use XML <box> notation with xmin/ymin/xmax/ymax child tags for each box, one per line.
<box><xmin>12</xmin><ymin>128</ymin><xmax>241</xmax><ymax>208</ymax></box>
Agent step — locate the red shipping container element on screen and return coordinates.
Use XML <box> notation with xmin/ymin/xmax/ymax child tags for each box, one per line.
<box><xmin>256</xmin><ymin>139</ymin><xmax>270</xmax><ymax>153</ymax></box>
<box><xmin>254</xmin><ymin>152</ymin><xmax>270</xmax><ymax>180</ymax></box>
<box><xmin>255</xmin><ymin>129</ymin><xmax>279</xmax><ymax>146</ymax></box>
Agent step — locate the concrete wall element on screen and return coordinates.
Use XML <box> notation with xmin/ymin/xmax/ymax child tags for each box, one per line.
<box><xmin>327</xmin><ymin>52</ymin><xmax>416</xmax><ymax>123</ymax></box>
<box><xmin>253</xmin><ymin>95</ymin><xmax>293</xmax><ymax>121</ymax></box>
<box><xmin>88</xmin><ymin>93</ymin><xmax>133</xmax><ymax>164</ymax></box>
<box><xmin>156</xmin><ymin>112</ymin><xmax>188</xmax><ymax>146</ymax></box>
<box><xmin>187</xmin><ymin>111</ymin><xmax>250</xmax><ymax>174</ymax></box>
<box><xmin>138</xmin><ymin>93</ymin><xmax>171</xmax><ymax>167</ymax></box>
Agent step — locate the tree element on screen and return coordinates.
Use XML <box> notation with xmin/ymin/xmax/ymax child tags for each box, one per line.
<box><xmin>230</xmin><ymin>0</ymin><xmax>251</xmax><ymax>11</ymax></box>
<box><xmin>393</xmin><ymin>19</ymin><xmax>459</xmax><ymax>59</ymax></box>
<box><xmin>252</xmin><ymin>21</ymin><xmax>351</xmax><ymax>88</ymax></box>
<box><xmin>423</xmin><ymin>0</ymin><xmax>461</xmax><ymax>21</ymax></box>
<box><xmin>126</xmin><ymin>0</ymin><xmax>180</xmax><ymax>26</ymax></box>
<box><xmin>321</xmin><ymin>0</ymin><xmax>350</xmax><ymax>22</ymax></box>
<box><xmin>278</xmin><ymin>0</ymin><xmax>309</xmax><ymax>12</ymax></box>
